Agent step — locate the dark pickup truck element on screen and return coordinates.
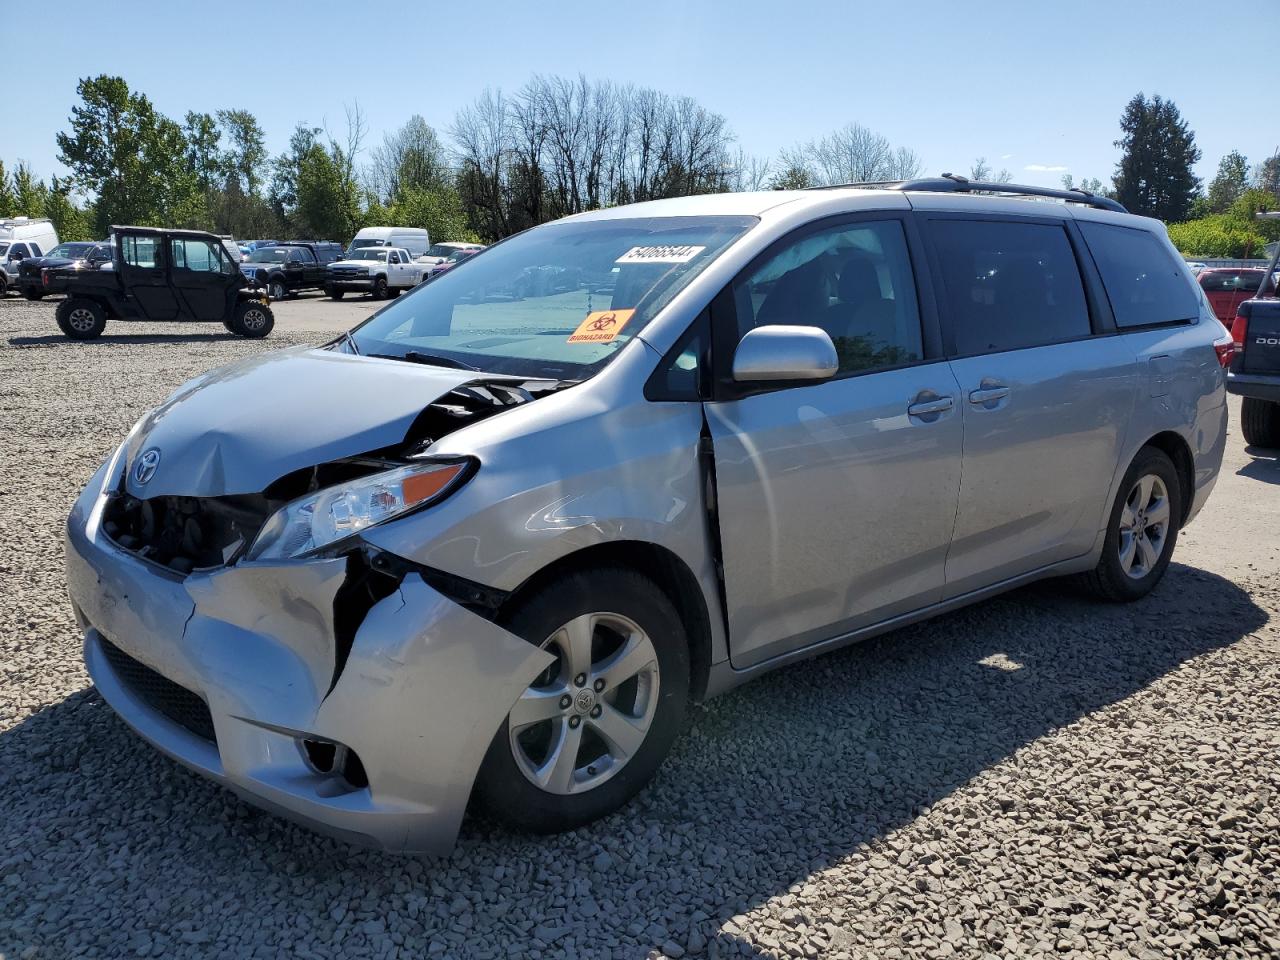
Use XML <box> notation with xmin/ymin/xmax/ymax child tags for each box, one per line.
<box><xmin>1226</xmin><ymin>235</ymin><xmax>1280</xmax><ymax>446</ymax></box>
<box><xmin>17</xmin><ymin>241</ymin><xmax>114</xmax><ymax>299</ymax></box>
<box><xmin>45</xmin><ymin>225</ymin><xmax>274</xmax><ymax>340</ymax></box>
<box><xmin>238</xmin><ymin>241</ymin><xmax>344</xmax><ymax>300</ymax></box>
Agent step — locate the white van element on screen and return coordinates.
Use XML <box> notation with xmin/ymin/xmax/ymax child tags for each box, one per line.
<box><xmin>0</xmin><ymin>217</ymin><xmax>60</xmax><ymax>294</ymax></box>
<box><xmin>348</xmin><ymin>226</ymin><xmax>430</xmax><ymax>260</ymax></box>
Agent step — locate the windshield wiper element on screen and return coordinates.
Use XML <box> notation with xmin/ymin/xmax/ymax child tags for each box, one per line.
<box><xmin>331</xmin><ymin>330</ymin><xmax>360</xmax><ymax>355</ymax></box>
<box><xmin>369</xmin><ymin>350</ymin><xmax>479</xmax><ymax>371</ymax></box>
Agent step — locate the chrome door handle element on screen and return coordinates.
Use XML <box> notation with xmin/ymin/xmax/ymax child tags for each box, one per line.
<box><xmin>907</xmin><ymin>395</ymin><xmax>954</xmax><ymax>417</ymax></box>
<box><xmin>969</xmin><ymin>386</ymin><xmax>1010</xmax><ymax>404</ymax></box>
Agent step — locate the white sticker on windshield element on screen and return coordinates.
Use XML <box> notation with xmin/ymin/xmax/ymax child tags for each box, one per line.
<box><xmin>615</xmin><ymin>245</ymin><xmax>706</xmax><ymax>265</ymax></box>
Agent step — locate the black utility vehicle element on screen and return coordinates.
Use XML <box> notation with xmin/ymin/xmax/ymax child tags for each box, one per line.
<box><xmin>47</xmin><ymin>226</ymin><xmax>274</xmax><ymax>340</ymax></box>
<box><xmin>239</xmin><ymin>241</ymin><xmax>343</xmax><ymax>300</ymax></box>
<box><xmin>18</xmin><ymin>241</ymin><xmax>113</xmax><ymax>299</ymax></box>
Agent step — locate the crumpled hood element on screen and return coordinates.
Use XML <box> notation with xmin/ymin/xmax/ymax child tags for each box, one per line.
<box><xmin>123</xmin><ymin>347</ymin><xmax>478</xmax><ymax>499</ymax></box>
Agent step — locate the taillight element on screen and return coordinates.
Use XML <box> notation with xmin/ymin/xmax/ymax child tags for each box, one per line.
<box><xmin>1214</xmin><ymin>335</ymin><xmax>1234</xmax><ymax>367</ymax></box>
<box><xmin>1230</xmin><ymin>312</ymin><xmax>1249</xmax><ymax>351</ymax></box>
<box><xmin>41</xmin><ymin>269</ymin><xmax>49</xmax><ymax>288</ymax></box>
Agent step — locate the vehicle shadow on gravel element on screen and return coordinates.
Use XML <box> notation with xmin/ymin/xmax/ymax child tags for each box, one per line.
<box><xmin>9</xmin><ymin>333</ymin><xmax>243</xmax><ymax>347</ymax></box>
<box><xmin>1239</xmin><ymin>445</ymin><xmax>1280</xmax><ymax>484</ymax></box>
<box><xmin>0</xmin><ymin>562</ymin><xmax>1266</xmax><ymax>959</ymax></box>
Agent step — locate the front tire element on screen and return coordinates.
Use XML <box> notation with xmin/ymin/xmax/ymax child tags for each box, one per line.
<box><xmin>268</xmin><ymin>279</ymin><xmax>286</xmax><ymax>302</ymax></box>
<box><xmin>325</xmin><ymin>286</ymin><xmax>344</xmax><ymax>300</ymax></box>
<box><xmin>1241</xmin><ymin>397</ymin><xmax>1280</xmax><ymax>448</ymax></box>
<box><xmin>1080</xmin><ymin>446</ymin><xmax>1180</xmax><ymax>602</ymax></box>
<box><xmin>56</xmin><ymin>299</ymin><xmax>107</xmax><ymax>340</ymax></box>
<box><xmin>230</xmin><ymin>300</ymin><xmax>274</xmax><ymax>339</ymax></box>
<box><xmin>473</xmin><ymin>568</ymin><xmax>690</xmax><ymax>834</ymax></box>
<box><xmin>372</xmin><ymin>276</ymin><xmax>389</xmax><ymax>300</ymax></box>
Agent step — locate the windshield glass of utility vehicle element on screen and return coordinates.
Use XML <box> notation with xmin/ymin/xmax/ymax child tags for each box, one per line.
<box><xmin>351</xmin><ymin>215</ymin><xmax>756</xmax><ymax>378</ymax></box>
<box><xmin>49</xmin><ymin>243</ymin><xmax>92</xmax><ymax>258</ymax></box>
<box><xmin>248</xmin><ymin>248</ymin><xmax>290</xmax><ymax>263</ymax></box>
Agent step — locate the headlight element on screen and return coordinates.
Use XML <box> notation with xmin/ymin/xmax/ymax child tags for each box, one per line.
<box><xmin>246</xmin><ymin>458</ymin><xmax>474</xmax><ymax>561</ymax></box>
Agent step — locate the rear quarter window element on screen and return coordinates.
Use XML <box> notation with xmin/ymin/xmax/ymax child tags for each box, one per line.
<box><xmin>1078</xmin><ymin>222</ymin><xmax>1199</xmax><ymax>328</ymax></box>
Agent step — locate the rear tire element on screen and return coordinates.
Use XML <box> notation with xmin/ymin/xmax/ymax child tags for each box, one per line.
<box><xmin>23</xmin><ymin>289</ymin><xmax>43</xmax><ymax>301</ymax></box>
<box><xmin>230</xmin><ymin>300</ymin><xmax>274</xmax><ymax>339</ymax></box>
<box><xmin>1079</xmin><ymin>446</ymin><xmax>1180</xmax><ymax>602</ymax></box>
<box><xmin>473</xmin><ymin>568</ymin><xmax>690</xmax><ymax>835</ymax></box>
<box><xmin>1241</xmin><ymin>397</ymin><xmax>1280</xmax><ymax>448</ymax></box>
<box><xmin>56</xmin><ymin>299</ymin><xmax>107</xmax><ymax>340</ymax></box>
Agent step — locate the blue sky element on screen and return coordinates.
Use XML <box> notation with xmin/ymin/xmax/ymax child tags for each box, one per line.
<box><xmin>3</xmin><ymin>0</ymin><xmax>1276</xmax><ymax>194</ymax></box>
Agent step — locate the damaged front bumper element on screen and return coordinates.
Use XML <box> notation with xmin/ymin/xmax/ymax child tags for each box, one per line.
<box><xmin>65</xmin><ymin>461</ymin><xmax>553</xmax><ymax>854</ymax></box>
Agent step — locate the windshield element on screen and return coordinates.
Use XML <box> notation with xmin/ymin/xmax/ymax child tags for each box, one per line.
<box><xmin>248</xmin><ymin>248</ymin><xmax>291</xmax><ymax>263</ymax></box>
<box><xmin>351</xmin><ymin>215</ymin><xmax>756</xmax><ymax>379</ymax></box>
<box><xmin>49</xmin><ymin>243</ymin><xmax>93</xmax><ymax>258</ymax></box>
<box><xmin>350</xmin><ymin>238</ymin><xmax>387</xmax><ymax>251</ymax></box>
<box><xmin>345</xmin><ymin>249</ymin><xmax>390</xmax><ymax>262</ymax></box>
<box><xmin>0</xmin><ymin>244</ymin><xmax>8</xmax><ymax>257</ymax></box>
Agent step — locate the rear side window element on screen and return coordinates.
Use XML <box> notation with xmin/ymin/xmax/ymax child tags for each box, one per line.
<box><xmin>930</xmin><ymin>220</ymin><xmax>1090</xmax><ymax>355</ymax></box>
<box><xmin>1079</xmin><ymin>222</ymin><xmax>1200</xmax><ymax>328</ymax></box>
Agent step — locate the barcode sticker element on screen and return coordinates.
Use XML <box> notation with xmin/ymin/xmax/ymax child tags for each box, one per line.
<box><xmin>615</xmin><ymin>245</ymin><xmax>706</xmax><ymax>265</ymax></box>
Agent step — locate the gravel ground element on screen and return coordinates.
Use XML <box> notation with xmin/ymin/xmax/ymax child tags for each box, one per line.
<box><xmin>1</xmin><ymin>296</ymin><xmax>1278</xmax><ymax>960</ymax></box>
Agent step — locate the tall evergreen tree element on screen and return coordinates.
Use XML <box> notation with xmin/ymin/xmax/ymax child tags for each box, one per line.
<box><xmin>1111</xmin><ymin>93</ymin><xmax>1201</xmax><ymax>222</ymax></box>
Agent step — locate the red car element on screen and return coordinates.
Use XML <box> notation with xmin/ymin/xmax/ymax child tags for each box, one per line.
<box><xmin>1198</xmin><ymin>268</ymin><xmax>1269</xmax><ymax>325</ymax></box>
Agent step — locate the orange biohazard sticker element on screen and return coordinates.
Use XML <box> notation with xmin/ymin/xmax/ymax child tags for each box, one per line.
<box><xmin>567</xmin><ymin>309</ymin><xmax>635</xmax><ymax>344</ymax></box>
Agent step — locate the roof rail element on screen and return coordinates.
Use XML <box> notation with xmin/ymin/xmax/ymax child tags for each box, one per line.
<box><xmin>816</xmin><ymin>173</ymin><xmax>1128</xmax><ymax>214</ymax></box>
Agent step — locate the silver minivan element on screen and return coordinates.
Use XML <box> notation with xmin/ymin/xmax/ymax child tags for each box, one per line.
<box><xmin>66</xmin><ymin>179</ymin><xmax>1229</xmax><ymax>853</ymax></box>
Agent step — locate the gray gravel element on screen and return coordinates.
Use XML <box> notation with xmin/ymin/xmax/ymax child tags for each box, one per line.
<box><xmin>1</xmin><ymin>295</ymin><xmax>1278</xmax><ymax>959</ymax></box>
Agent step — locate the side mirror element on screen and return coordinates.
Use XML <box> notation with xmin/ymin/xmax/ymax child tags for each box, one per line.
<box><xmin>731</xmin><ymin>325</ymin><xmax>838</xmax><ymax>382</ymax></box>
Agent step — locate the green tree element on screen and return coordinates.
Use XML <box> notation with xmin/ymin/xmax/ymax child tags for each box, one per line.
<box><xmin>1256</xmin><ymin>152</ymin><xmax>1280</xmax><ymax>201</ymax></box>
<box><xmin>382</xmin><ymin>186</ymin><xmax>477</xmax><ymax>241</ymax></box>
<box><xmin>269</xmin><ymin>124</ymin><xmax>321</xmax><ymax>227</ymax></box>
<box><xmin>43</xmin><ymin>176</ymin><xmax>92</xmax><ymax>241</ymax></box>
<box><xmin>295</xmin><ymin>143</ymin><xmax>359</xmax><ymax>241</ymax></box>
<box><xmin>12</xmin><ymin>162</ymin><xmax>46</xmax><ymax>217</ymax></box>
<box><xmin>0</xmin><ymin>161</ymin><xmax>15</xmax><ymax>217</ymax></box>
<box><xmin>1206</xmin><ymin>150</ymin><xmax>1249</xmax><ymax>213</ymax></box>
<box><xmin>1111</xmin><ymin>93</ymin><xmax>1201</xmax><ymax>222</ymax></box>
<box><xmin>217</xmin><ymin>109</ymin><xmax>268</xmax><ymax>195</ymax></box>
<box><xmin>768</xmin><ymin>163</ymin><xmax>815</xmax><ymax>190</ymax></box>
<box><xmin>55</xmin><ymin>75</ymin><xmax>200</xmax><ymax>233</ymax></box>
<box><xmin>183</xmin><ymin>111</ymin><xmax>225</xmax><ymax>192</ymax></box>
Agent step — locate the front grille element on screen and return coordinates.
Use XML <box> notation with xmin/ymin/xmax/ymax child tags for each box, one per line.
<box><xmin>98</xmin><ymin>636</ymin><xmax>216</xmax><ymax>742</ymax></box>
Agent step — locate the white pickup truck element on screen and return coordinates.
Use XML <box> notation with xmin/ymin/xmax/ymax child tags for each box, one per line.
<box><xmin>324</xmin><ymin>247</ymin><xmax>428</xmax><ymax>300</ymax></box>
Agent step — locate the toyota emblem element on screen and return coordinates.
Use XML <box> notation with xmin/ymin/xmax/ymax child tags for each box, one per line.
<box><xmin>133</xmin><ymin>448</ymin><xmax>161</xmax><ymax>485</ymax></box>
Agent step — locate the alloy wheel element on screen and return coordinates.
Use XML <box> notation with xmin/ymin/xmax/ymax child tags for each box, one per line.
<box><xmin>241</xmin><ymin>308</ymin><xmax>268</xmax><ymax>332</ymax></box>
<box><xmin>508</xmin><ymin>612</ymin><xmax>660</xmax><ymax>795</ymax></box>
<box><xmin>1118</xmin><ymin>473</ymin><xmax>1170</xmax><ymax>579</ymax></box>
<box><xmin>67</xmin><ymin>308</ymin><xmax>97</xmax><ymax>333</ymax></box>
